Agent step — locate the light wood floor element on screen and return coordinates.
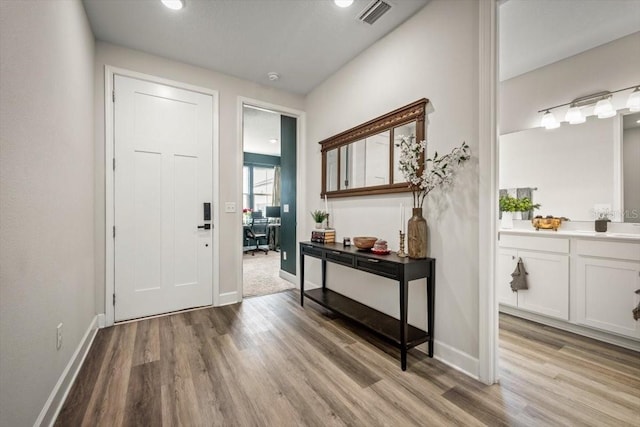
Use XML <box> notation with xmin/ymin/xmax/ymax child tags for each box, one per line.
<box><xmin>56</xmin><ymin>290</ymin><xmax>640</xmax><ymax>426</ymax></box>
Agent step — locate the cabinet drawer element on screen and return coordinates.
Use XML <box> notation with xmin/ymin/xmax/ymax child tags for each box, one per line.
<box><xmin>355</xmin><ymin>257</ymin><xmax>399</xmax><ymax>279</ymax></box>
<box><xmin>301</xmin><ymin>244</ymin><xmax>323</xmax><ymax>258</ymax></box>
<box><xmin>325</xmin><ymin>250</ymin><xmax>354</xmax><ymax>267</ymax></box>
<box><xmin>576</xmin><ymin>239</ymin><xmax>640</xmax><ymax>262</ymax></box>
<box><xmin>499</xmin><ymin>234</ymin><xmax>569</xmax><ymax>253</ymax></box>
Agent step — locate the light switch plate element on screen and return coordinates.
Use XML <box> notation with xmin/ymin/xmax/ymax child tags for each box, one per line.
<box><xmin>283</xmin><ymin>204</ymin><xmax>289</xmax><ymax>213</ymax></box>
<box><xmin>224</xmin><ymin>202</ymin><xmax>236</xmax><ymax>213</ymax></box>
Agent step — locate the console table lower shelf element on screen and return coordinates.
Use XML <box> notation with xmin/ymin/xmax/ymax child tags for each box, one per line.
<box><xmin>304</xmin><ymin>288</ymin><xmax>429</xmax><ymax>349</ymax></box>
<box><xmin>299</xmin><ymin>241</ymin><xmax>436</xmax><ymax>371</ymax></box>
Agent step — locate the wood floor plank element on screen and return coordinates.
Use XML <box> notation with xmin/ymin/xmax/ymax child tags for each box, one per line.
<box><xmin>81</xmin><ymin>321</ymin><xmax>137</xmax><ymax>427</ymax></box>
<box><xmin>54</xmin><ymin>327</ymin><xmax>114</xmax><ymax>426</ymax></box>
<box><xmin>122</xmin><ymin>361</ymin><xmax>161</xmax><ymax>427</ymax></box>
<box><xmin>131</xmin><ymin>317</ymin><xmax>160</xmax><ymax>367</ymax></box>
<box><xmin>55</xmin><ymin>292</ymin><xmax>640</xmax><ymax>427</ymax></box>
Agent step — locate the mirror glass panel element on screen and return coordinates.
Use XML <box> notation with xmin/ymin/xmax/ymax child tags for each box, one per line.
<box><xmin>393</xmin><ymin>122</ymin><xmax>417</xmax><ymax>184</ymax></box>
<box><xmin>499</xmin><ymin>111</ymin><xmax>639</xmax><ymax>222</ymax></box>
<box><xmin>319</xmin><ymin>99</ymin><xmax>427</xmax><ymax>198</ymax></box>
<box><xmin>623</xmin><ymin>111</ymin><xmax>640</xmax><ymax>222</ymax></box>
<box><xmin>326</xmin><ymin>148</ymin><xmax>338</xmax><ymax>192</ymax></box>
<box><xmin>340</xmin><ymin>140</ymin><xmax>366</xmax><ymax>190</ymax></box>
<box><xmin>365</xmin><ymin>131</ymin><xmax>390</xmax><ymax>186</ymax></box>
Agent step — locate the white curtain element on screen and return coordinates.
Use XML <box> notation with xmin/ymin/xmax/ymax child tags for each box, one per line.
<box><xmin>272</xmin><ymin>166</ymin><xmax>281</xmax><ymax>206</ymax></box>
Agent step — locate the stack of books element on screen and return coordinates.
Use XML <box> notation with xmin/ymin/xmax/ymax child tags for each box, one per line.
<box><xmin>311</xmin><ymin>228</ymin><xmax>336</xmax><ymax>243</ymax></box>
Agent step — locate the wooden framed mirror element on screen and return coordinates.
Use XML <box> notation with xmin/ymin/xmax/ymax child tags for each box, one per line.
<box><xmin>320</xmin><ymin>99</ymin><xmax>428</xmax><ymax>198</ymax></box>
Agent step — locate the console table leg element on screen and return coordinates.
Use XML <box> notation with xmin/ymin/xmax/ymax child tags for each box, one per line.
<box><xmin>427</xmin><ymin>259</ymin><xmax>436</xmax><ymax>357</ymax></box>
<box><xmin>399</xmin><ymin>277</ymin><xmax>408</xmax><ymax>371</ymax></box>
<box><xmin>300</xmin><ymin>254</ymin><xmax>305</xmax><ymax>307</ymax></box>
<box><xmin>322</xmin><ymin>259</ymin><xmax>327</xmax><ymax>290</ymax></box>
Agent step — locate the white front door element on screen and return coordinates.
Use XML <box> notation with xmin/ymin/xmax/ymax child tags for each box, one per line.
<box><xmin>114</xmin><ymin>75</ymin><xmax>213</xmax><ymax>321</ymax></box>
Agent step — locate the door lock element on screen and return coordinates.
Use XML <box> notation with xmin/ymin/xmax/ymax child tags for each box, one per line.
<box><xmin>197</xmin><ymin>224</ymin><xmax>211</xmax><ymax>230</ymax></box>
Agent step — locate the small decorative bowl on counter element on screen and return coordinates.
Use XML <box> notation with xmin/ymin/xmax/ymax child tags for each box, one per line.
<box><xmin>532</xmin><ymin>215</ymin><xmax>569</xmax><ymax>231</ymax></box>
<box><xmin>352</xmin><ymin>236</ymin><xmax>377</xmax><ymax>250</ymax></box>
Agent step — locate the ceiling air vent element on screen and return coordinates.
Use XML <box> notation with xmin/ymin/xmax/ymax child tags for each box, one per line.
<box><xmin>358</xmin><ymin>0</ymin><xmax>392</xmax><ymax>25</ymax></box>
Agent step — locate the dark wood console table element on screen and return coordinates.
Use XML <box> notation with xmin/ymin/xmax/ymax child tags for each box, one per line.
<box><xmin>299</xmin><ymin>241</ymin><xmax>436</xmax><ymax>371</ymax></box>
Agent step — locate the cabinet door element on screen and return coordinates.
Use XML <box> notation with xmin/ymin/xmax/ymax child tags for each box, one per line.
<box><xmin>517</xmin><ymin>250</ymin><xmax>569</xmax><ymax>320</ymax></box>
<box><xmin>576</xmin><ymin>257</ymin><xmax>640</xmax><ymax>339</ymax></box>
<box><xmin>497</xmin><ymin>249</ymin><xmax>518</xmax><ymax>307</ymax></box>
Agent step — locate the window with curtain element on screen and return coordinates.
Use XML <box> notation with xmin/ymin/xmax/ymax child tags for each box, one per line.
<box><xmin>242</xmin><ymin>166</ymin><xmax>250</xmax><ymax>210</ymax></box>
<box><xmin>242</xmin><ymin>164</ymin><xmax>275</xmax><ymax>214</ymax></box>
<box><xmin>252</xmin><ymin>166</ymin><xmax>274</xmax><ymax>214</ymax></box>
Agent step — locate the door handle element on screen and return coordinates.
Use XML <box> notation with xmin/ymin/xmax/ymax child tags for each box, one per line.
<box><xmin>197</xmin><ymin>224</ymin><xmax>211</xmax><ymax>230</ymax></box>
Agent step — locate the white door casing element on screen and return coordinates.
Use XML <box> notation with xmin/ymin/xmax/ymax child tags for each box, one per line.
<box><xmin>114</xmin><ymin>75</ymin><xmax>213</xmax><ymax>321</ymax></box>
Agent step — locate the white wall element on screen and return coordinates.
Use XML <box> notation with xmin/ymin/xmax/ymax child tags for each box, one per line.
<box><xmin>304</xmin><ymin>0</ymin><xmax>480</xmax><ymax>371</ymax></box>
<box><xmin>0</xmin><ymin>1</ymin><xmax>96</xmax><ymax>425</ymax></box>
<box><xmin>94</xmin><ymin>42</ymin><xmax>305</xmax><ymax>312</ymax></box>
<box><xmin>623</xmin><ymin>127</ymin><xmax>640</xmax><ymax>222</ymax></box>
<box><xmin>500</xmin><ymin>115</ymin><xmax>616</xmax><ymax>221</ymax></box>
<box><xmin>500</xmin><ymin>32</ymin><xmax>640</xmax><ymax>134</ymax></box>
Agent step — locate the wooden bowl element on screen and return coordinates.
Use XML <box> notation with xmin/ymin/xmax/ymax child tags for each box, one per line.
<box><xmin>353</xmin><ymin>236</ymin><xmax>377</xmax><ymax>250</ymax></box>
<box><xmin>531</xmin><ymin>216</ymin><xmax>568</xmax><ymax>231</ymax></box>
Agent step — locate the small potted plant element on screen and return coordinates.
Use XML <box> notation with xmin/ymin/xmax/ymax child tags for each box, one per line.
<box><xmin>500</xmin><ymin>196</ymin><xmax>540</xmax><ymax>228</ymax></box>
<box><xmin>310</xmin><ymin>210</ymin><xmax>328</xmax><ymax>229</ymax></box>
<box><xmin>595</xmin><ymin>212</ymin><xmax>611</xmax><ymax>232</ymax></box>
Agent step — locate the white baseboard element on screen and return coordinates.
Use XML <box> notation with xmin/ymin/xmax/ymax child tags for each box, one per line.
<box><xmin>279</xmin><ymin>269</ymin><xmax>298</xmax><ymax>286</ymax></box>
<box><xmin>35</xmin><ymin>315</ymin><xmax>98</xmax><ymax>427</ymax></box>
<box><xmin>97</xmin><ymin>313</ymin><xmax>106</xmax><ymax>328</ymax></box>
<box><xmin>430</xmin><ymin>340</ymin><xmax>479</xmax><ymax>380</ymax></box>
<box><xmin>500</xmin><ymin>305</ymin><xmax>640</xmax><ymax>352</ymax></box>
<box><xmin>218</xmin><ymin>291</ymin><xmax>239</xmax><ymax>306</ymax></box>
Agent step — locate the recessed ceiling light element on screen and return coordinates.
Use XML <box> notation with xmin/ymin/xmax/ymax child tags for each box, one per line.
<box><xmin>334</xmin><ymin>0</ymin><xmax>354</xmax><ymax>7</ymax></box>
<box><xmin>161</xmin><ymin>0</ymin><xmax>184</xmax><ymax>11</ymax></box>
<box><xmin>267</xmin><ymin>72</ymin><xmax>280</xmax><ymax>81</ymax></box>
<box><xmin>269</xmin><ymin>139</ymin><xmax>278</xmax><ymax>144</ymax></box>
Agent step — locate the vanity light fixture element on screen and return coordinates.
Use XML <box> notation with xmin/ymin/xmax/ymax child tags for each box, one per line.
<box><xmin>541</xmin><ymin>110</ymin><xmax>560</xmax><ymax>130</ymax></box>
<box><xmin>594</xmin><ymin>98</ymin><xmax>616</xmax><ymax>119</ymax></box>
<box><xmin>627</xmin><ymin>87</ymin><xmax>640</xmax><ymax>112</ymax></box>
<box><xmin>161</xmin><ymin>0</ymin><xmax>184</xmax><ymax>10</ymax></box>
<box><xmin>564</xmin><ymin>105</ymin><xmax>586</xmax><ymax>124</ymax></box>
<box><xmin>334</xmin><ymin>0</ymin><xmax>354</xmax><ymax>7</ymax></box>
<box><xmin>538</xmin><ymin>84</ymin><xmax>639</xmax><ymax>129</ymax></box>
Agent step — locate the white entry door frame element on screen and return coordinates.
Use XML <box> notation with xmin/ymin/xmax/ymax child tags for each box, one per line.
<box><xmin>104</xmin><ymin>66</ymin><xmax>220</xmax><ymax>327</ymax></box>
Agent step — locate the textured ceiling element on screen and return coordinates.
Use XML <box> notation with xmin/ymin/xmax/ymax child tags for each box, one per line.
<box><xmin>83</xmin><ymin>0</ymin><xmax>429</xmax><ymax>94</ymax></box>
<box><xmin>499</xmin><ymin>0</ymin><xmax>640</xmax><ymax>81</ymax></box>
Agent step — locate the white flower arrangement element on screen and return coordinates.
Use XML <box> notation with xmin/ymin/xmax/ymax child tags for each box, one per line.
<box><xmin>397</xmin><ymin>136</ymin><xmax>471</xmax><ymax>208</ymax></box>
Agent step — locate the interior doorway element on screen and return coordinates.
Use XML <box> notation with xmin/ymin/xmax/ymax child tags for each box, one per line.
<box><xmin>241</xmin><ymin>104</ymin><xmax>297</xmax><ymax>298</ymax></box>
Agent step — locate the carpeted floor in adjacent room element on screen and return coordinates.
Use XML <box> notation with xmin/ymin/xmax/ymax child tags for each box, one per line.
<box><xmin>243</xmin><ymin>250</ymin><xmax>295</xmax><ymax>298</ymax></box>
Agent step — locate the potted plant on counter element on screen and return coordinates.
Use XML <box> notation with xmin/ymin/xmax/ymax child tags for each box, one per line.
<box><xmin>500</xmin><ymin>196</ymin><xmax>540</xmax><ymax>228</ymax></box>
<box><xmin>310</xmin><ymin>210</ymin><xmax>328</xmax><ymax>229</ymax></box>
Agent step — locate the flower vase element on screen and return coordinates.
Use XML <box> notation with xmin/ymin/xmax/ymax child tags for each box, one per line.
<box><xmin>501</xmin><ymin>211</ymin><xmax>514</xmax><ymax>229</ymax></box>
<box><xmin>315</xmin><ymin>222</ymin><xmax>323</xmax><ymax>229</ymax></box>
<box><xmin>513</xmin><ymin>211</ymin><xmax>522</xmax><ymax>220</ymax></box>
<box><xmin>407</xmin><ymin>207</ymin><xmax>427</xmax><ymax>259</ymax></box>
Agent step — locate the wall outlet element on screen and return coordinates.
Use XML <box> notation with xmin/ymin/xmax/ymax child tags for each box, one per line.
<box><xmin>56</xmin><ymin>323</ymin><xmax>63</xmax><ymax>350</ymax></box>
<box><xmin>224</xmin><ymin>202</ymin><xmax>236</xmax><ymax>213</ymax></box>
<box><xmin>283</xmin><ymin>251</ymin><xmax>287</xmax><ymax>261</ymax></box>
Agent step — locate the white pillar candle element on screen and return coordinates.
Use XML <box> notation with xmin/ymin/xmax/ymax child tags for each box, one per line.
<box><xmin>400</xmin><ymin>203</ymin><xmax>403</xmax><ymax>231</ymax></box>
<box><xmin>325</xmin><ymin>195</ymin><xmax>328</xmax><ymax>214</ymax></box>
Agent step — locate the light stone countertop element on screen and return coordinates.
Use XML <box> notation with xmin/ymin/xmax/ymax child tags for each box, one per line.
<box><xmin>499</xmin><ymin>227</ymin><xmax>640</xmax><ymax>241</ymax></box>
